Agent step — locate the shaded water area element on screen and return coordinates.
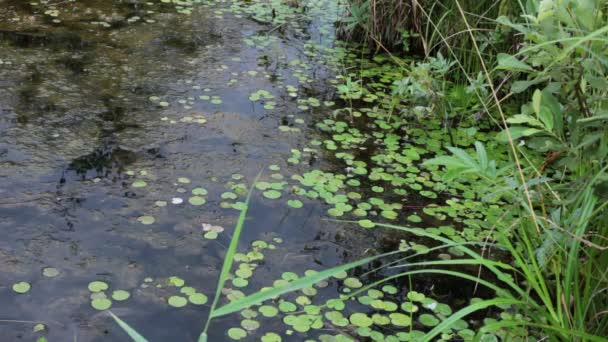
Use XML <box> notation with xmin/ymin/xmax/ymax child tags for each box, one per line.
<box><xmin>0</xmin><ymin>0</ymin><xmax>492</xmax><ymax>341</ymax></box>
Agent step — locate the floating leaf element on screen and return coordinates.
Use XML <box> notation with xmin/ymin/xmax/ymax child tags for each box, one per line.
<box><xmin>259</xmin><ymin>305</ymin><xmax>278</xmax><ymax>317</ymax></box>
<box><xmin>91</xmin><ymin>298</ymin><xmax>112</xmax><ymax>310</ymax></box>
<box><xmin>192</xmin><ymin>188</ymin><xmax>208</xmax><ymax>195</ymax></box>
<box><xmin>390</xmin><ymin>313</ymin><xmax>412</xmax><ymax>327</ymax></box>
<box><xmin>88</xmin><ymin>281</ymin><xmax>109</xmax><ymax>293</ymax></box>
<box><xmin>168</xmin><ymin>296</ymin><xmax>188</xmax><ymax>308</ymax></box>
<box><xmin>261</xmin><ymin>332</ymin><xmax>281</xmax><ymax>342</ymax></box>
<box><xmin>349</xmin><ymin>313</ymin><xmax>373</xmax><ymax>327</ymax></box>
<box><xmin>168</xmin><ymin>276</ymin><xmax>185</xmax><ymax>287</ymax></box>
<box><xmin>358</xmin><ymin>219</ymin><xmax>375</xmax><ymax>228</ymax></box>
<box><xmin>42</xmin><ymin>267</ymin><xmax>59</xmax><ymax>277</ymax></box>
<box><xmin>344</xmin><ymin>277</ymin><xmax>362</xmax><ymax>288</ymax></box>
<box><xmin>287</xmin><ymin>199</ymin><xmax>303</xmax><ymax>208</ymax></box>
<box><xmin>263</xmin><ymin>190</ymin><xmax>282</xmax><ymax>199</ymax></box>
<box><xmin>189</xmin><ymin>196</ymin><xmax>206</xmax><ymax>206</ymax></box>
<box><xmin>418</xmin><ymin>313</ymin><xmax>440</xmax><ymax>327</ymax></box>
<box><xmin>132</xmin><ymin>180</ymin><xmax>147</xmax><ymax>188</ymax></box>
<box><xmin>241</xmin><ymin>319</ymin><xmax>260</xmax><ymax>331</ymax></box>
<box><xmin>137</xmin><ymin>216</ymin><xmax>155</xmax><ymax>225</ymax></box>
<box><xmin>189</xmin><ymin>293</ymin><xmax>208</xmax><ymax>305</ymax></box>
<box><xmin>227</xmin><ymin>327</ymin><xmax>247</xmax><ymax>340</ymax></box>
<box><xmin>12</xmin><ymin>281</ymin><xmax>31</xmax><ymax>294</ymax></box>
<box><xmin>112</xmin><ymin>290</ymin><xmax>130</xmax><ymax>301</ymax></box>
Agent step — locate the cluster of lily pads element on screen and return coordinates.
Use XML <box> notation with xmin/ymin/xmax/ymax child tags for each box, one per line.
<box><xmin>88</xmin><ymin>280</ymin><xmax>131</xmax><ymax>311</ymax></box>
<box><xmin>218</xmin><ymin>239</ymin><xmax>492</xmax><ymax>342</ymax></box>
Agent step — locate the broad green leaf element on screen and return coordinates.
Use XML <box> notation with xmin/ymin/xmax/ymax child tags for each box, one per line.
<box><xmin>532</xmin><ymin>90</ymin><xmax>542</xmax><ymax>117</ymax></box>
<box><xmin>474</xmin><ymin>142</ymin><xmax>488</xmax><ymax>170</ymax></box>
<box><xmin>539</xmin><ymin>107</ymin><xmax>554</xmax><ymax>131</ymax></box>
<box><xmin>506</xmin><ymin>114</ymin><xmax>544</xmax><ymax>128</ymax></box>
<box><xmin>511</xmin><ymin>79</ymin><xmax>541</xmax><ymax>93</ymax></box>
<box><xmin>496</xmin><ymin>53</ymin><xmax>533</xmax><ymax>72</ymax></box>
<box><xmin>496</xmin><ymin>127</ymin><xmax>544</xmax><ymax>142</ymax></box>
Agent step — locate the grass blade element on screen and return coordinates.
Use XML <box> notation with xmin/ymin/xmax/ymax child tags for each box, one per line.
<box><xmin>199</xmin><ymin>172</ymin><xmax>261</xmax><ymax>340</ymax></box>
<box><xmin>108</xmin><ymin>311</ymin><xmax>148</xmax><ymax>342</ymax></box>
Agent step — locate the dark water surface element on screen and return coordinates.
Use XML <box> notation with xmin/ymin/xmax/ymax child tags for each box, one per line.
<box><xmin>0</xmin><ymin>0</ymin><xmax>371</xmax><ymax>340</ymax></box>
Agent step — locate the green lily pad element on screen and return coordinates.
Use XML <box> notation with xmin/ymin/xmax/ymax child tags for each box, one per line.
<box><xmin>241</xmin><ymin>319</ymin><xmax>260</xmax><ymax>331</ymax></box>
<box><xmin>180</xmin><ymin>286</ymin><xmax>196</xmax><ymax>296</ymax></box>
<box><xmin>278</xmin><ymin>301</ymin><xmax>297</xmax><ymax>312</ymax></box>
<box><xmin>88</xmin><ymin>281</ymin><xmax>109</xmax><ymax>293</ymax></box>
<box><xmin>407</xmin><ymin>214</ymin><xmax>422</xmax><ymax>223</ymax></box>
<box><xmin>344</xmin><ymin>277</ymin><xmax>362</xmax><ymax>288</ymax></box>
<box><xmin>91</xmin><ymin>298</ymin><xmax>112</xmax><ymax>310</ymax></box>
<box><xmin>204</xmin><ymin>231</ymin><xmax>218</xmax><ymax>239</ymax></box>
<box><xmin>192</xmin><ymin>188</ymin><xmax>208</xmax><ymax>195</ymax></box>
<box><xmin>390</xmin><ymin>313</ymin><xmax>412</xmax><ymax>327</ymax></box>
<box><xmin>228</xmin><ymin>327</ymin><xmax>247</xmax><ymax>340</ymax></box>
<box><xmin>232</xmin><ymin>278</ymin><xmax>249</xmax><ymax>287</ymax></box>
<box><xmin>168</xmin><ymin>276</ymin><xmax>185</xmax><ymax>287</ymax></box>
<box><xmin>189</xmin><ymin>293</ymin><xmax>208</xmax><ymax>305</ymax></box>
<box><xmin>137</xmin><ymin>215</ymin><xmax>155</xmax><ymax>225</ymax></box>
<box><xmin>188</xmin><ymin>196</ymin><xmax>206</xmax><ymax>206</ymax></box>
<box><xmin>419</xmin><ymin>313</ymin><xmax>440</xmax><ymax>327</ymax></box>
<box><xmin>12</xmin><ymin>282</ymin><xmax>31</xmax><ymax>294</ymax></box>
<box><xmin>111</xmin><ymin>290</ymin><xmax>130</xmax><ymax>301</ymax></box>
<box><xmin>132</xmin><ymin>180</ymin><xmax>147</xmax><ymax>188</ymax></box>
<box><xmin>42</xmin><ymin>267</ymin><xmax>59</xmax><ymax>277</ymax></box>
<box><xmin>349</xmin><ymin>313</ymin><xmax>373</xmax><ymax>327</ymax></box>
<box><xmin>261</xmin><ymin>332</ymin><xmax>281</xmax><ymax>342</ymax></box>
<box><xmin>263</xmin><ymin>190</ymin><xmax>282</xmax><ymax>199</ymax></box>
<box><xmin>287</xmin><ymin>199</ymin><xmax>303</xmax><ymax>208</ymax></box>
<box><xmin>168</xmin><ymin>295</ymin><xmax>188</xmax><ymax>308</ymax></box>
<box><xmin>259</xmin><ymin>305</ymin><xmax>279</xmax><ymax>317</ymax></box>
<box><xmin>358</xmin><ymin>219</ymin><xmax>375</xmax><ymax>228</ymax></box>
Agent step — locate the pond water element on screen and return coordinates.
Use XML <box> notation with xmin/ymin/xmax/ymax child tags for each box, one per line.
<box><xmin>0</xmin><ymin>0</ymin><xmax>493</xmax><ymax>341</ymax></box>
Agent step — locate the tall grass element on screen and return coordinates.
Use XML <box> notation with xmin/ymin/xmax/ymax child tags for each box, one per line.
<box><xmin>338</xmin><ymin>0</ymin><xmax>519</xmax><ymax>80</ymax></box>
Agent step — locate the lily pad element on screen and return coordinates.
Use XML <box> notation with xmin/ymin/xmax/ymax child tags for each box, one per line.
<box><xmin>349</xmin><ymin>313</ymin><xmax>373</xmax><ymax>327</ymax></box>
<box><xmin>42</xmin><ymin>267</ymin><xmax>59</xmax><ymax>278</ymax></box>
<box><xmin>192</xmin><ymin>188</ymin><xmax>208</xmax><ymax>195</ymax></box>
<box><xmin>188</xmin><ymin>196</ymin><xmax>206</xmax><ymax>206</ymax></box>
<box><xmin>188</xmin><ymin>293</ymin><xmax>208</xmax><ymax>305</ymax></box>
<box><xmin>137</xmin><ymin>216</ymin><xmax>155</xmax><ymax>225</ymax></box>
<box><xmin>358</xmin><ymin>219</ymin><xmax>375</xmax><ymax>228</ymax></box>
<box><xmin>132</xmin><ymin>180</ymin><xmax>147</xmax><ymax>188</ymax></box>
<box><xmin>12</xmin><ymin>281</ymin><xmax>31</xmax><ymax>294</ymax></box>
<box><xmin>111</xmin><ymin>290</ymin><xmax>130</xmax><ymax>301</ymax></box>
<box><xmin>259</xmin><ymin>305</ymin><xmax>279</xmax><ymax>317</ymax></box>
<box><xmin>168</xmin><ymin>295</ymin><xmax>188</xmax><ymax>308</ymax></box>
<box><xmin>228</xmin><ymin>327</ymin><xmax>247</xmax><ymax>340</ymax></box>
<box><xmin>91</xmin><ymin>298</ymin><xmax>112</xmax><ymax>310</ymax></box>
<box><xmin>263</xmin><ymin>190</ymin><xmax>282</xmax><ymax>199</ymax></box>
<box><xmin>287</xmin><ymin>199</ymin><xmax>303</xmax><ymax>208</ymax></box>
<box><xmin>88</xmin><ymin>281</ymin><xmax>109</xmax><ymax>293</ymax></box>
